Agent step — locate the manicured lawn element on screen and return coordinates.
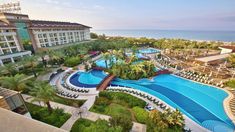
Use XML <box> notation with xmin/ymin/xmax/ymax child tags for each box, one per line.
<box><xmin>90</xmin><ymin>92</ymin><xmax>147</xmax><ymax>123</ymax></box>
<box><xmin>70</xmin><ymin>118</ymin><xmax>123</xmax><ymax>132</ymax></box>
<box><xmin>105</xmin><ymin>103</ymin><xmax>132</xmax><ymax>119</ymax></box>
<box><xmin>26</xmin><ymin>103</ymin><xmax>71</xmax><ymax>127</ymax></box>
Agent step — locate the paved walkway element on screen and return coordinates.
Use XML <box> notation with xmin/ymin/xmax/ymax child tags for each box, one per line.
<box><xmin>22</xmin><ymin>94</ymin><xmax>146</xmax><ymax>132</ymax></box>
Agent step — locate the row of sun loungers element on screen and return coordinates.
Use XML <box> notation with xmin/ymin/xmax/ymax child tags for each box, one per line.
<box><xmin>108</xmin><ymin>88</ymin><xmax>168</xmax><ymax>110</ymax></box>
<box><xmin>57</xmin><ymin>90</ymin><xmax>79</xmax><ymax>99</ymax></box>
<box><xmin>175</xmin><ymin>70</ymin><xmax>224</xmax><ymax>88</ymax></box>
<box><xmin>61</xmin><ymin>82</ymin><xmax>89</xmax><ymax>93</ymax></box>
<box><xmin>61</xmin><ymin>73</ymin><xmax>90</xmax><ymax>93</ymax></box>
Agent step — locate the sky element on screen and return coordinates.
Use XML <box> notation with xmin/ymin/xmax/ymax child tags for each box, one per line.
<box><xmin>1</xmin><ymin>0</ymin><xmax>235</xmax><ymax>31</ymax></box>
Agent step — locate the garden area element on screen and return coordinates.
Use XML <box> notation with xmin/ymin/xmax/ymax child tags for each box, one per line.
<box><xmin>90</xmin><ymin>92</ymin><xmax>185</xmax><ymax>132</ymax></box>
<box><xmin>90</xmin><ymin>92</ymin><xmax>147</xmax><ymax>123</ymax></box>
<box><xmin>26</xmin><ymin>103</ymin><xmax>71</xmax><ymax>127</ymax></box>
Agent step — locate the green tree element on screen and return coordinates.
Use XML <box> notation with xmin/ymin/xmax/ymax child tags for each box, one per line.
<box><xmin>20</xmin><ymin>56</ymin><xmax>39</xmax><ymax>77</ymax></box>
<box><xmin>0</xmin><ymin>74</ymin><xmax>26</xmax><ymax>91</ymax></box>
<box><xmin>30</xmin><ymin>82</ymin><xmax>56</xmax><ymax>113</ymax></box>
<box><xmin>0</xmin><ymin>63</ymin><xmax>18</xmax><ymax>76</ymax></box>
<box><xmin>90</xmin><ymin>32</ymin><xmax>98</xmax><ymax>39</ymax></box>
<box><xmin>109</xmin><ymin>115</ymin><xmax>133</xmax><ymax>132</ymax></box>
<box><xmin>103</xmin><ymin>52</ymin><xmax>111</xmax><ymax>68</ymax></box>
<box><xmin>228</xmin><ymin>54</ymin><xmax>235</xmax><ymax>68</ymax></box>
<box><xmin>48</xmin><ymin>50</ymin><xmax>64</xmax><ymax>66</ymax></box>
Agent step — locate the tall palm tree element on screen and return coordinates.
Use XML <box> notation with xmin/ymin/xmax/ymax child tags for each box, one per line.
<box><xmin>30</xmin><ymin>82</ymin><xmax>55</xmax><ymax>113</ymax></box>
<box><xmin>36</xmin><ymin>49</ymin><xmax>48</xmax><ymax>68</ymax></box>
<box><xmin>0</xmin><ymin>74</ymin><xmax>26</xmax><ymax>91</ymax></box>
<box><xmin>48</xmin><ymin>50</ymin><xmax>64</xmax><ymax>66</ymax></box>
<box><xmin>0</xmin><ymin>63</ymin><xmax>18</xmax><ymax>76</ymax></box>
<box><xmin>103</xmin><ymin>52</ymin><xmax>111</xmax><ymax>68</ymax></box>
<box><xmin>164</xmin><ymin>109</ymin><xmax>184</xmax><ymax>127</ymax></box>
<box><xmin>20</xmin><ymin>56</ymin><xmax>39</xmax><ymax>77</ymax></box>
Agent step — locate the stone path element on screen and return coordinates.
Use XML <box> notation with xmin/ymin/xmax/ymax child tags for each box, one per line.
<box><xmin>22</xmin><ymin>94</ymin><xmax>146</xmax><ymax>132</ymax></box>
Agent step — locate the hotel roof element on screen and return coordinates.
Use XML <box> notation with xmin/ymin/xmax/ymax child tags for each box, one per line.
<box><xmin>0</xmin><ymin>87</ymin><xmax>18</xmax><ymax>99</ymax></box>
<box><xmin>195</xmin><ymin>53</ymin><xmax>230</xmax><ymax>63</ymax></box>
<box><xmin>30</xmin><ymin>20</ymin><xmax>91</xmax><ymax>29</ymax></box>
<box><xmin>220</xmin><ymin>46</ymin><xmax>235</xmax><ymax>52</ymax></box>
<box><xmin>0</xmin><ymin>20</ymin><xmax>15</xmax><ymax>28</ymax></box>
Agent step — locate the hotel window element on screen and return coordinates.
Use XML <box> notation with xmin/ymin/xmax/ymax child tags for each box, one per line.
<box><xmin>2</xmin><ymin>49</ymin><xmax>12</xmax><ymax>54</ymax></box>
<box><xmin>0</xmin><ymin>36</ymin><xmax>5</xmax><ymax>41</ymax></box>
<box><xmin>9</xmin><ymin>42</ymin><xmax>16</xmax><ymax>47</ymax></box>
<box><xmin>11</xmin><ymin>48</ymin><xmax>18</xmax><ymax>53</ymax></box>
<box><xmin>2</xmin><ymin>58</ymin><xmax>12</xmax><ymax>64</ymax></box>
<box><xmin>0</xmin><ymin>42</ymin><xmax>8</xmax><ymax>48</ymax></box>
<box><xmin>6</xmin><ymin>36</ymin><xmax>14</xmax><ymax>41</ymax></box>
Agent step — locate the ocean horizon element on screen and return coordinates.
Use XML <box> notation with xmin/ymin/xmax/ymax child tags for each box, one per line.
<box><xmin>92</xmin><ymin>29</ymin><xmax>235</xmax><ymax>42</ymax></box>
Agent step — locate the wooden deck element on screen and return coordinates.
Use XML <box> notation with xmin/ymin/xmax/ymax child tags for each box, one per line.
<box><xmin>229</xmin><ymin>90</ymin><xmax>235</xmax><ymax>117</ymax></box>
<box><xmin>96</xmin><ymin>75</ymin><xmax>116</xmax><ymax>91</ymax></box>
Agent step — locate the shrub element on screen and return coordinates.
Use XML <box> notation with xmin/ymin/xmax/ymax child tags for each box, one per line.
<box><xmin>71</xmin><ymin>119</ymin><xmax>123</xmax><ymax>132</ymax></box>
<box><xmin>225</xmin><ymin>80</ymin><xmax>235</xmax><ymax>89</ymax></box>
<box><xmin>109</xmin><ymin>115</ymin><xmax>133</xmax><ymax>132</ymax></box>
<box><xmin>64</xmin><ymin>56</ymin><xmax>82</xmax><ymax>67</ymax></box>
<box><xmin>132</xmin><ymin>106</ymin><xmax>148</xmax><ymax>123</ymax></box>
<box><xmin>110</xmin><ymin>92</ymin><xmax>146</xmax><ymax>108</ymax></box>
<box><xmin>26</xmin><ymin>103</ymin><xmax>70</xmax><ymax>127</ymax></box>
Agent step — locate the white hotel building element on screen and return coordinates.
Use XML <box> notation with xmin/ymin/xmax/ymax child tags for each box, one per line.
<box><xmin>0</xmin><ymin>12</ymin><xmax>91</xmax><ymax>66</ymax></box>
<box><xmin>0</xmin><ymin>21</ymin><xmax>31</xmax><ymax>66</ymax></box>
<box><xmin>29</xmin><ymin>20</ymin><xmax>91</xmax><ymax>49</ymax></box>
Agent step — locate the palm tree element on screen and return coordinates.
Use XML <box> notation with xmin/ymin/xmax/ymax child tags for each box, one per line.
<box><xmin>0</xmin><ymin>63</ymin><xmax>18</xmax><ymax>76</ymax></box>
<box><xmin>228</xmin><ymin>54</ymin><xmax>235</xmax><ymax>68</ymax></box>
<box><xmin>103</xmin><ymin>52</ymin><xmax>111</xmax><ymax>68</ymax></box>
<box><xmin>164</xmin><ymin>109</ymin><xmax>184</xmax><ymax>127</ymax></box>
<box><xmin>0</xmin><ymin>74</ymin><xmax>26</xmax><ymax>91</ymax></box>
<box><xmin>36</xmin><ymin>49</ymin><xmax>48</xmax><ymax>68</ymax></box>
<box><xmin>48</xmin><ymin>50</ymin><xmax>64</xmax><ymax>66</ymax></box>
<box><xmin>20</xmin><ymin>56</ymin><xmax>39</xmax><ymax>77</ymax></box>
<box><xmin>30</xmin><ymin>82</ymin><xmax>55</xmax><ymax>113</ymax></box>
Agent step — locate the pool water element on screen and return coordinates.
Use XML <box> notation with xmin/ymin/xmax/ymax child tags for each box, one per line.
<box><xmin>111</xmin><ymin>74</ymin><xmax>235</xmax><ymax>132</ymax></box>
<box><xmin>139</xmin><ymin>48</ymin><xmax>161</xmax><ymax>54</ymax></box>
<box><xmin>69</xmin><ymin>70</ymin><xmax>107</xmax><ymax>88</ymax></box>
<box><xmin>70</xmin><ymin>69</ymin><xmax>235</xmax><ymax>132</ymax></box>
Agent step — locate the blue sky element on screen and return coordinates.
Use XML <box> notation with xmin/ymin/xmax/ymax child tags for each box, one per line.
<box><xmin>3</xmin><ymin>0</ymin><xmax>235</xmax><ymax>30</ymax></box>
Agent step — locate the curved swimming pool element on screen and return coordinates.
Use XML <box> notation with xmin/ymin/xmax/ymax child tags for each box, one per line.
<box><xmin>139</xmin><ymin>48</ymin><xmax>161</xmax><ymax>54</ymax></box>
<box><xmin>111</xmin><ymin>75</ymin><xmax>235</xmax><ymax>132</ymax></box>
<box><xmin>70</xmin><ymin>70</ymin><xmax>234</xmax><ymax>132</ymax></box>
<box><xmin>69</xmin><ymin>70</ymin><xmax>107</xmax><ymax>88</ymax></box>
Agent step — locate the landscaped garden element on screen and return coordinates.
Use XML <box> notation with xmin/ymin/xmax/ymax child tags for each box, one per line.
<box><xmin>26</xmin><ymin>103</ymin><xmax>71</xmax><ymax>127</ymax></box>
<box><xmin>90</xmin><ymin>91</ymin><xmax>185</xmax><ymax>132</ymax></box>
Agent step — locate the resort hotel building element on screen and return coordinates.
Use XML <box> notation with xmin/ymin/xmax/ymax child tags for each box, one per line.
<box><xmin>0</xmin><ymin>12</ymin><xmax>91</xmax><ymax>66</ymax></box>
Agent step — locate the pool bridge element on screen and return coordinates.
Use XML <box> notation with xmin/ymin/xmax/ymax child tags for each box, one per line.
<box><xmin>96</xmin><ymin>74</ymin><xmax>116</xmax><ymax>91</ymax></box>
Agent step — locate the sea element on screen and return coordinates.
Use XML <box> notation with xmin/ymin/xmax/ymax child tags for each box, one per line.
<box><xmin>92</xmin><ymin>29</ymin><xmax>235</xmax><ymax>42</ymax></box>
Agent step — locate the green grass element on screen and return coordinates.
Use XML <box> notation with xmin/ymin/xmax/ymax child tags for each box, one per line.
<box><xmin>225</xmin><ymin>79</ymin><xmax>235</xmax><ymax>89</ymax></box>
<box><xmin>71</xmin><ymin>118</ymin><xmax>93</xmax><ymax>132</ymax></box>
<box><xmin>90</xmin><ymin>92</ymin><xmax>147</xmax><ymax>123</ymax></box>
<box><xmin>26</xmin><ymin>103</ymin><xmax>71</xmax><ymax>127</ymax></box>
<box><xmin>105</xmin><ymin>103</ymin><xmax>132</xmax><ymax>119</ymax></box>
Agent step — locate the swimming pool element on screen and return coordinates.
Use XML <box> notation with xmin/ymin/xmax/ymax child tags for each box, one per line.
<box><xmin>111</xmin><ymin>75</ymin><xmax>235</xmax><ymax>132</ymax></box>
<box><xmin>139</xmin><ymin>48</ymin><xmax>161</xmax><ymax>54</ymax></box>
<box><xmin>69</xmin><ymin>70</ymin><xmax>107</xmax><ymax>88</ymax></box>
<box><xmin>71</xmin><ymin>69</ymin><xmax>234</xmax><ymax>132</ymax></box>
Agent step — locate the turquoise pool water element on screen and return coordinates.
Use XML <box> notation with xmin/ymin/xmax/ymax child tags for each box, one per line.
<box><xmin>70</xmin><ymin>69</ymin><xmax>234</xmax><ymax>131</ymax></box>
<box><xmin>139</xmin><ymin>48</ymin><xmax>160</xmax><ymax>54</ymax></box>
<box><xmin>69</xmin><ymin>70</ymin><xmax>107</xmax><ymax>88</ymax></box>
<box><xmin>111</xmin><ymin>74</ymin><xmax>235</xmax><ymax>132</ymax></box>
